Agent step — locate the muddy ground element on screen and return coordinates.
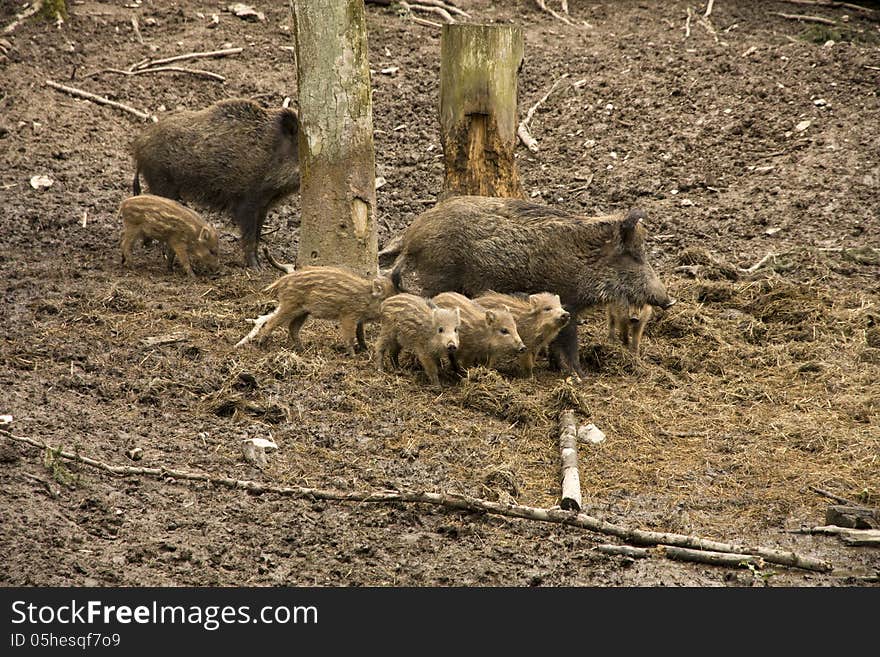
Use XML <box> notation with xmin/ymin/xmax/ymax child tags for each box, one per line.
<box><xmin>0</xmin><ymin>0</ymin><xmax>878</xmax><ymax>587</ymax></box>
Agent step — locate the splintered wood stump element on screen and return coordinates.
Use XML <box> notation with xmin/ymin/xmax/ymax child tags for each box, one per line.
<box><xmin>439</xmin><ymin>23</ymin><xmax>525</xmax><ymax>199</ymax></box>
<box><xmin>558</xmin><ymin>409</ymin><xmax>582</xmax><ymax>511</ymax></box>
<box><xmin>291</xmin><ymin>0</ymin><xmax>379</xmax><ymax>278</ymax></box>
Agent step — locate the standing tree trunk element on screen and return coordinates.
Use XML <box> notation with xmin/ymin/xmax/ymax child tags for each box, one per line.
<box><xmin>291</xmin><ymin>0</ymin><xmax>378</xmax><ymax>277</ymax></box>
<box><xmin>439</xmin><ymin>23</ymin><xmax>525</xmax><ymax>199</ymax></box>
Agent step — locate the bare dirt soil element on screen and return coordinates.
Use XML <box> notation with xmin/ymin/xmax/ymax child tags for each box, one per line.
<box><xmin>1</xmin><ymin>0</ymin><xmax>878</xmax><ymax>587</ymax></box>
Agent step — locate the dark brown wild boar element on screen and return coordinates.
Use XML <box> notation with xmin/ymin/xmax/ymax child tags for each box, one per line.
<box><xmin>476</xmin><ymin>291</ymin><xmax>570</xmax><ymax>377</ymax></box>
<box><xmin>607</xmin><ymin>302</ymin><xmax>653</xmax><ymax>355</ymax></box>
<box><xmin>384</xmin><ymin>196</ymin><xmax>675</xmax><ymax>378</ymax></box>
<box><xmin>118</xmin><ymin>194</ymin><xmax>219</xmax><ymax>277</ymax></box>
<box><xmin>375</xmin><ymin>293</ymin><xmax>461</xmax><ymax>387</ymax></box>
<box><xmin>131</xmin><ymin>98</ymin><xmax>300</xmax><ymax>269</ymax></box>
<box><xmin>431</xmin><ymin>291</ymin><xmax>525</xmax><ymax>372</ymax></box>
<box><xmin>235</xmin><ymin>266</ymin><xmax>398</xmax><ymax>354</ymax></box>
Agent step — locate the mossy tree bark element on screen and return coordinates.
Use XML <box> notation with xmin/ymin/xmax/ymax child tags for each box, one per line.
<box><xmin>439</xmin><ymin>24</ymin><xmax>525</xmax><ymax>199</ymax></box>
<box><xmin>291</xmin><ymin>0</ymin><xmax>378</xmax><ymax>277</ymax></box>
<box><xmin>40</xmin><ymin>0</ymin><xmax>67</xmax><ymax>21</ymax></box>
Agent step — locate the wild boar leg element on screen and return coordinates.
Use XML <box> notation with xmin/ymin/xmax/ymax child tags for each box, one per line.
<box><xmin>287</xmin><ymin>313</ymin><xmax>309</xmax><ymax>350</ymax></box>
<box><xmin>549</xmin><ymin>320</ymin><xmax>585</xmax><ymax>379</ymax></box>
<box><xmin>234</xmin><ymin>199</ymin><xmax>264</xmax><ymax>269</ymax></box>
<box><xmin>355</xmin><ymin>321</ymin><xmax>368</xmax><ymax>352</ymax></box>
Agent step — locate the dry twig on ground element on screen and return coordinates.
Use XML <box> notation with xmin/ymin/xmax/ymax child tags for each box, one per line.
<box><xmin>2</xmin><ymin>431</ymin><xmax>834</xmax><ymax>573</ymax></box>
<box><xmin>45</xmin><ymin>80</ymin><xmax>155</xmax><ymax>122</ymax></box>
<box><xmin>536</xmin><ymin>0</ymin><xmax>573</xmax><ymax>26</ymax></box>
<box><xmin>517</xmin><ymin>73</ymin><xmax>569</xmax><ymax>152</ymax></box>
<box><xmin>770</xmin><ymin>11</ymin><xmax>837</xmax><ymax>25</ymax></box>
<box><xmin>131</xmin><ymin>47</ymin><xmax>244</xmax><ymax>71</ymax></box>
<box><xmin>779</xmin><ymin>0</ymin><xmax>873</xmax><ymax>14</ymax></box>
<box><xmin>558</xmin><ymin>409</ymin><xmax>582</xmax><ymax>511</ymax></box>
<box><xmin>85</xmin><ymin>67</ymin><xmax>226</xmax><ymax>82</ymax></box>
<box><xmin>2</xmin><ymin>0</ymin><xmax>43</xmax><ymax>35</ymax></box>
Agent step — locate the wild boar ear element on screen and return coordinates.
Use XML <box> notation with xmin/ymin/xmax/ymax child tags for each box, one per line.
<box><xmin>484</xmin><ymin>310</ymin><xmax>497</xmax><ymax>325</ymax></box>
<box><xmin>371</xmin><ymin>279</ymin><xmax>384</xmax><ymax>297</ymax></box>
<box><xmin>529</xmin><ymin>294</ymin><xmax>540</xmax><ymax>308</ymax></box>
<box><xmin>621</xmin><ymin>209</ymin><xmax>647</xmax><ymax>250</ymax></box>
<box><xmin>198</xmin><ymin>226</ymin><xmax>211</xmax><ymax>242</ymax></box>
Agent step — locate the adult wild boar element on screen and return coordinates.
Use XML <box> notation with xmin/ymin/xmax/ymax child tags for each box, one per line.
<box><xmin>131</xmin><ymin>98</ymin><xmax>300</xmax><ymax>269</ymax></box>
<box><xmin>385</xmin><ymin>196</ymin><xmax>675</xmax><ymax>377</ymax></box>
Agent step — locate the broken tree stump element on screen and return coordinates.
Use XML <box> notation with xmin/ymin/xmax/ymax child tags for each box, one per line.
<box><xmin>558</xmin><ymin>409</ymin><xmax>582</xmax><ymax>511</ymax></box>
<box><xmin>439</xmin><ymin>23</ymin><xmax>525</xmax><ymax>199</ymax></box>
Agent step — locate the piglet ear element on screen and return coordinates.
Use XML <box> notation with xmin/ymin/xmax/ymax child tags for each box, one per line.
<box><xmin>484</xmin><ymin>310</ymin><xmax>497</xmax><ymax>325</ymax></box>
<box><xmin>371</xmin><ymin>279</ymin><xmax>384</xmax><ymax>297</ymax></box>
<box><xmin>621</xmin><ymin>209</ymin><xmax>647</xmax><ymax>250</ymax></box>
<box><xmin>198</xmin><ymin>226</ymin><xmax>211</xmax><ymax>242</ymax></box>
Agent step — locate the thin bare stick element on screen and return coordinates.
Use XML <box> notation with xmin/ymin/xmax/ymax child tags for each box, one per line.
<box><xmin>809</xmin><ymin>485</ymin><xmax>860</xmax><ymax>507</ymax></box>
<box><xmin>770</xmin><ymin>11</ymin><xmax>837</xmax><ymax>25</ymax></box>
<box><xmin>131</xmin><ymin>15</ymin><xmax>144</xmax><ymax>45</ymax></box>
<box><xmin>662</xmin><ymin>546</ymin><xmax>766</xmax><ymax>568</ymax></box>
<box><xmin>134</xmin><ymin>47</ymin><xmax>244</xmax><ymax>70</ymax></box>
<box><xmin>536</xmin><ymin>0</ymin><xmax>574</xmax><ymax>26</ymax></box>
<box><xmin>558</xmin><ymin>409</ymin><xmax>582</xmax><ymax>511</ymax></box>
<box><xmin>414</xmin><ymin>0</ymin><xmax>470</xmax><ymax>18</ymax></box>
<box><xmin>741</xmin><ymin>252</ymin><xmax>778</xmax><ymax>274</ymax></box>
<box><xmin>698</xmin><ymin>15</ymin><xmax>720</xmax><ymax>42</ymax></box>
<box><xmin>410</xmin><ymin>16</ymin><xmax>443</xmax><ymax>29</ymax></box>
<box><xmin>85</xmin><ymin>67</ymin><xmax>226</xmax><ymax>82</ymax></box>
<box><xmin>705</xmin><ymin>0</ymin><xmax>715</xmax><ymax>18</ymax></box>
<box><xmin>778</xmin><ymin>0</ymin><xmax>873</xmax><ymax>14</ymax></box>
<box><xmin>518</xmin><ymin>73</ymin><xmax>570</xmax><ymax>152</ymax></box>
<box><xmin>597</xmin><ymin>544</ymin><xmax>652</xmax><ymax>559</ymax></box>
<box><xmin>3</xmin><ymin>430</ymin><xmax>833</xmax><ymax>573</ymax></box>
<box><xmin>45</xmin><ymin>80</ymin><xmax>155</xmax><ymax>122</ymax></box>
<box><xmin>796</xmin><ymin>525</ymin><xmax>880</xmax><ymax>546</ymax></box>
<box><xmin>400</xmin><ymin>2</ymin><xmax>454</xmax><ymax>23</ymax></box>
<box><xmin>3</xmin><ymin>0</ymin><xmax>43</xmax><ymax>35</ymax></box>
<box><xmin>685</xmin><ymin>6</ymin><xmax>693</xmax><ymax>38</ymax></box>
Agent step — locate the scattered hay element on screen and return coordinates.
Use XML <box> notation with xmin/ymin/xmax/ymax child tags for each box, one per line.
<box><xmin>545</xmin><ymin>377</ymin><xmax>591</xmax><ymax>417</ymax></box>
<box><xmin>579</xmin><ymin>343</ymin><xmax>643</xmax><ymax>375</ymax></box>
<box><xmin>456</xmin><ymin>367</ymin><xmax>541</xmax><ymax>425</ymax></box>
<box><xmin>98</xmin><ymin>285</ymin><xmax>145</xmax><ymax>313</ymax></box>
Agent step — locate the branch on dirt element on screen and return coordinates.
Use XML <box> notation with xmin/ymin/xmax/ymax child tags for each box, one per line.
<box><xmin>400</xmin><ymin>2</ymin><xmax>455</xmax><ymax>24</ymax></box>
<box><xmin>45</xmin><ymin>80</ymin><xmax>156</xmax><ymax>122</ymax></box>
<box><xmin>131</xmin><ymin>15</ymin><xmax>144</xmax><ymax>46</ymax></box>
<box><xmin>558</xmin><ymin>409</ymin><xmax>582</xmax><ymax>511</ymax></box>
<box><xmin>536</xmin><ymin>0</ymin><xmax>574</xmax><ymax>26</ymax></box>
<box><xmin>770</xmin><ymin>11</ymin><xmax>838</xmax><ymax>25</ymax></box>
<box><xmin>2</xmin><ymin>430</ymin><xmax>834</xmax><ymax>573</ymax></box>
<box><xmin>517</xmin><ymin>73</ymin><xmax>569</xmax><ymax>153</ymax></box>
<box><xmin>684</xmin><ymin>6</ymin><xmax>693</xmax><ymax>39</ymax></box>
<box><xmin>412</xmin><ymin>0</ymin><xmax>470</xmax><ymax>19</ymax></box>
<box><xmin>740</xmin><ymin>252</ymin><xmax>779</xmax><ymax>274</ymax></box>
<box><xmin>778</xmin><ymin>0</ymin><xmax>874</xmax><ymax>14</ymax></box>
<box><xmin>794</xmin><ymin>525</ymin><xmax>880</xmax><ymax>546</ymax></box>
<box><xmin>2</xmin><ymin>0</ymin><xmax>43</xmax><ymax>35</ymax></box>
<box><xmin>409</xmin><ymin>15</ymin><xmax>443</xmax><ymax>29</ymax></box>
<box><xmin>85</xmin><ymin>67</ymin><xmax>226</xmax><ymax>82</ymax></box>
<box><xmin>704</xmin><ymin>0</ymin><xmax>715</xmax><ymax>18</ymax></box>
<box><xmin>130</xmin><ymin>47</ymin><xmax>244</xmax><ymax>71</ymax></box>
<box><xmin>809</xmin><ymin>485</ymin><xmax>861</xmax><ymax>507</ymax></box>
<box><xmin>600</xmin><ymin>543</ymin><xmax>766</xmax><ymax>569</ymax></box>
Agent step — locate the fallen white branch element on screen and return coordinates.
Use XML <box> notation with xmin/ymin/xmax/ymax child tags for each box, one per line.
<box><xmin>86</xmin><ymin>66</ymin><xmax>226</xmax><ymax>82</ymax></box>
<box><xmin>770</xmin><ymin>11</ymin><xmax>837</xmax><ymax>25</ymax></box>
<box><xmin>400</xmin><ymin>1</ymin><xmax>455</xmax><ymax>23</ymax></box>
<box><xmin>741</xmin><ymin>252</ymin><xmax>778</xmax><ymax>274</ymax></box>
<box><xmin>517</xmin><ymin>73</ymin><xmax>569</xmax><ymax>153</ymax></box>
<box><xmin>45</xmin><ymin>80</ymin><xmax>155</xmax><ymax>122</ymax></box>
<box><xmin>414</xmin><ymin>0</ymin><xmax>470</xmax><ymax>18</ymax></box>
<box><xmin>132</xmin><ymin>47</ymin><xmax>244</xmax><ymax>71</ymax></box>
<box><xmin>2</xmin><ymin>430</ymin><xmax>834</xmax><ymax>573</ymax></box>
<box><xmin>705</xmin><ymin>0</ymin><xmax>715</xmax><ymax>18</ymax></box>
<box><xmin>2</xmin><ymin>0</ymin><xmax>43</xmax><ymax>35</ymax></box>
<box><xmin>558</xmin><ymin>409</ymin><xmax>582</xmax><ymax>511</ymax></box>
<box><xmin>685</xmin><ymin>6</ymin><xmax>693</xmax><ymax>38</ymax></box>
<box><xmin>536</xmin><ymin>0</ymin><xmax>573</xmax><ymax>25</ymax></box>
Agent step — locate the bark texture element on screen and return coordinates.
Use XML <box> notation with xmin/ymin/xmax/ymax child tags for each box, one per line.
<box><xmin>439</xmin><ymin>23</ymin><xmax>525</xmax><ymax>198</ymax></box>
<box><xmin>292</xmin><ymin>0</ymin><xmax>379</xmax><ymax>277</ymax></box>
